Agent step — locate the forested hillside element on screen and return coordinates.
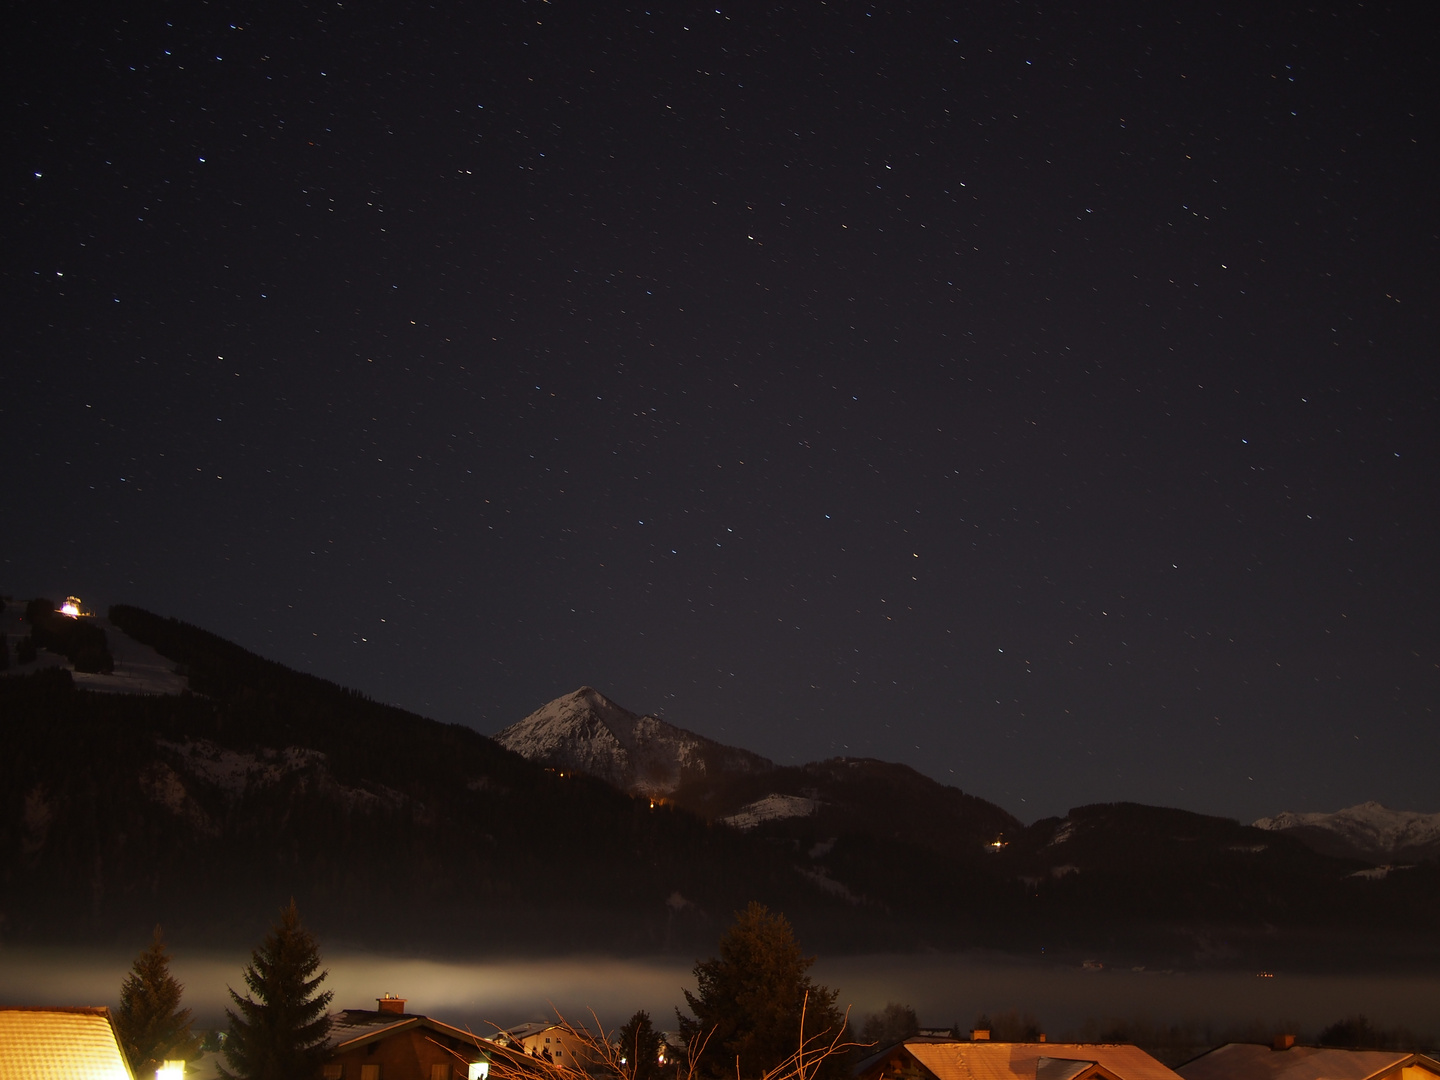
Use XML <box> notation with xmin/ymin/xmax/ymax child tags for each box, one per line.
<box><xmin>3</xmin><ymin>604</ymin><xmax>1436</xmax><ymax>966</ymax></box>
<box><xmin>0</xmin><ymin>607</ymin><xmax>844</xmax><ymax>951</ymax></box>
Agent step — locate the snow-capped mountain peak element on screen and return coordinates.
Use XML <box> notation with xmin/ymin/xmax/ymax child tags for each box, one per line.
<box><xmin>493</xmin><ymin>687</ymin><xmax>773</xmax><ymax>796</ymax></box>
<box><xmin>1253</xmin><ymin>801</ymin><xmax>1440</xmax><ymax>864</ymax></box>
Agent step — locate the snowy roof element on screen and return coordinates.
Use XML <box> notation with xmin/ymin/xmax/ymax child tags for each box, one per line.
<box><xmin>493</xmin><ymin>1021</ymin><xmax>566</xmax><ymax>1043</ymax></box>
<box><xmin>325</xmin><ymin>1009</ymin><xmax>490</xmax><ymax>1055</ymax></box>
<box><xmin>0</xmin><ymin>1007</ymin><xmax>135</xmax><ymax>1080</ymax></box>
<box><xmin>1178</xmin><ymin>1043</ymin><xmax>1440</xmax><ymax>1080</ymax></box>
<box><xmin>864</xmin><ymin>1039</ymin><xmax>1181</xmax><ymax>1080</ymax></box>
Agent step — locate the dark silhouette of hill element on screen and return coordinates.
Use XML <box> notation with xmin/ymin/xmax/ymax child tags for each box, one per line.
<box><xmin>2</xmin><ymin>602</ymin><xmax>1436</xmax><ymax>967</ymax></box>
<box><xmin>670</xmin><ymin>756</ymin><xmax>1018</xmax><ymax>857</ymax></box>
<box><xmin>0</xmin><ymin>606</ymin><xmax>849</xmax><ymax>953</ymax></box>
<box><xmin>985</xmin><ymin>803</ymin><xmax>1440</xmax><ymax>967</ymax></box>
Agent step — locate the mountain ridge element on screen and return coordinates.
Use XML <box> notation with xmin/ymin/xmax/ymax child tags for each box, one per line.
<box><xmin>4</xmin><ymin>598</ymin><xmax>1438</xmax><ymax>967</ymax></box>
<box><xmin>493</xmin><ymin>686</ymin><xmax>774</xmax><ymax>797</ymax></box>
<box><xmin>1254</xmin><ymin>802</ymin><xmax>1440</xmax><ymax>865</ymax></box>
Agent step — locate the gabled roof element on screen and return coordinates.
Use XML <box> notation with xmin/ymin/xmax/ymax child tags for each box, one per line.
<box><xmin>325</xmin><ymin>1010</ymin><xmax>491</xmax><ymax>1056</ymax></box>
<box><xmin>1178</xmin><ymin>1043</ymin><xmax>1440</xmax><ymax>1080</ymax></box>
<box><xmin>1035</xmin><ymin>1059</ymin><xmax>1120</xmax><ymax>1080</ymax></box>
<box><xmin>0</xmin><ymin>1007</ymin><xmax>136</xmax><ymax>1080</ymax></box>
<box><xmin>494</xmin><ymin>1022</ymin><xmax>564</xmax><ymax>1043</ymax></box>
<box><xmin>864</xmin><ymin>1039</ymin><xmax>1180</xmax><ymax>1080</ymax></box>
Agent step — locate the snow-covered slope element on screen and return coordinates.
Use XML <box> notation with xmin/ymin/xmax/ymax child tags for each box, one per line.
<box><xmin>494</xmin><ymin>686</ymin><xmax>773</xmax><ymax>796</ymax></box>
<box><xmin>0</xmin><ymin>607</ymin><xmax>188</xmax><ymax>695</ymax></box>
<box><xmin>722</xmin><ymin>794</ymin><xmax>818</xmax><ymax>831</ymax></box>
<box><xmin>1253</xmin><ymin>801</ymin><xmax>1440</xmax><ymax>864</ymax></box>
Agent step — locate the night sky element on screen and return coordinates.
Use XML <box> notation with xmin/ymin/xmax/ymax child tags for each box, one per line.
<box><xmin>6</xmin><ymin>2</ymin><xmax>1437</xmax><ymax>824</ymax></box>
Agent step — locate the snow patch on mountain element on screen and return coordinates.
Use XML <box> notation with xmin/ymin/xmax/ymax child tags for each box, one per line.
<box><xmin>797</xmin><ymin>865</ymin><xmax>864</xmax><ymax>905</ymax></box>
<box><xmin>722</xmin><ymin>793</ymin><xmax>819</xmax><ymax>830</ymax></box>
<box><xmin>1253</xmin><ymin>801</ymin><xmax>1440</xmax><ymax>864</ymax></box>
<box><xmin>158</xmin><ymin>738</ymin><xmax>406</xmax><ymax>814</ymax></box>
<box><xmin>494</xmin><ymin>686</ymin><xmax>773</xmax><ymax>796</ymax></box>
<box><xmin>0</xmin><ymin>609</ymin><xmax>188</xmax><ymax>695</ymax></box>
<box><xmin>1048</xmin><ymin>821</ymin><xmax>1076</xmax><ymax>846</ymax></box>
<box><xmin>139</xmin><ymin>761</ymin><xmax>219</xmax><ymax>835</ymax></box>
<box><xmin>1349</xmin><ymin>864</ymin><xmax>1413</xmax><ymax>880</ymax></box>
<box><xmin>158</xmin><ymin>738</ymin><xmax>326</xmax><ymax>795</ymax></box>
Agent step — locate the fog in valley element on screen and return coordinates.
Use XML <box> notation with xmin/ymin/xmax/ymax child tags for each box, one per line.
<box><xmin>4</xmin><ymin>949</ymin><xmax>1437</xmax><ymax>1040</ymax></box>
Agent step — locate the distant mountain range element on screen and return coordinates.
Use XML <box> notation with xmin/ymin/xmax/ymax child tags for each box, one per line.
<box><xmin>1254</xmin><ymin>803</ymin><xmax>1440</xmax><ymax>865</ymax></box>
<box><xmin>3</xmin><ymin>596</ymin><xmax>1438</xmax><ymax>967</ymax></box>
<box><xmin>495</xmin><ymin>686</ymin><xmax>1018</xmax><ymax>861</ymax></box>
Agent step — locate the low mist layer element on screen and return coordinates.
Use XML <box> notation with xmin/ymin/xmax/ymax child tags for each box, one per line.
<box><xmin>4</xmin><ymin>949</ymin><xmax>1437</xmax><ymax>1039</ymax></box>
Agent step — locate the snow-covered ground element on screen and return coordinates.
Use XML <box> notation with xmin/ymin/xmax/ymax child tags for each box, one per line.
<box><xmin>0</xmin><ymin>605</ymin><xmax>188</xmax><ymax>695</ymax></box>
<box><xmin>721</xmin><ymin>793</ymin><xmax>818</xmax><ymax>830</ymax></box>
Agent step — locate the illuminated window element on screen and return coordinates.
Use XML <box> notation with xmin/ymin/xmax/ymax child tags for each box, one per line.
<box><xmin>467</xmin><ymin>1064</ymin><xmax>489</xmax><ymax>1080</ymax></box>
<box><xmin>361</xmin><ymin>1066</ymin><xmax>380</xmax><ymax>1080</ymax></box>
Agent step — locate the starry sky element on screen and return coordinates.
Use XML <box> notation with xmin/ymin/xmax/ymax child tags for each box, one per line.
<box><xmin>5</xmin><ymin>2</ymin><xmax>1437</xmax><ymax>824</ymax></box>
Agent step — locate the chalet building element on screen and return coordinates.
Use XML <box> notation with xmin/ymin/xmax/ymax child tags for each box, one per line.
<box><xmin>0</xmin><ymin>1007</ymin><xmax>135</xmax><ymax>1080</ymax></box>
<box><xmin>854</xmin><ymin>1036</ymin><xmax>1181</xmax><ymax>1080</ymax></box>
<box><xmin>1178</xmin><ymin>1040</ymin><xmax>1440</xmax><ymax>1080</ymax></box>
<box><xmin>322</xmin><ymin>997</ymin><xmax>491</xmax><ymax>1080</ymax></box>
<box><xmin>492</xmin><ymin>1021</ymin><xmax>592</xmax><ymax>1068</ymax></box>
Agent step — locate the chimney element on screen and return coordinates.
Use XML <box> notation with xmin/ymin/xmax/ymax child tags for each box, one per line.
<box><xmin>1272</xmin><ymin>1035</ymin><xmax>1295</xmax><ymax>1052</ymax></box>
<box><xmin>377</xmin><ymin>994</ymin><xmax>407</xmax><ymax>1015</ymax></box>
<box><xmin>971</xmin><ymin>1030</ymin><xmax>991</xmax><ymax>1042</ymax></box>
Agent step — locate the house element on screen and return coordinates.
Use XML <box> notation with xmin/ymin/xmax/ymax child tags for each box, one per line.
<box><xmin>321</xmin><ymin>997</ymin><xmax>492</xmax><ymax>1080</ymax></box>
<box><xmin>854</xmin><ymin>1036</ymin><xmax>1182</xmax><ymax>1080</ymax></box>
<box><xmin>1178</xmin><ymin>1040</ymin><xmax>1440</xmax><ymax>1080</ymax></box>
<box><xmin>0</xmin><ymin>1006</ymin><xmax>136</xmax><ymax>1080</ymax></box>
<box><xmin>491</xmin><ymin>1021</ymin><xmax>594</xmax><ymax>1069</ymax></box>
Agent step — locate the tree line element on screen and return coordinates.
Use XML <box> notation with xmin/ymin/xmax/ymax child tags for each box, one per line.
<box><xmin>118</xmin><ymin>901</ymin><xmax>855</xmax><ymax>1080</ymax></box>
<box><xmin>120</xmin><ymin>896</ymin><xmax>1434</xmax><ymax>1080</ymax></box>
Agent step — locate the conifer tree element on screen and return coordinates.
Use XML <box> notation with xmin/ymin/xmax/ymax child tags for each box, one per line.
<box><xmin>617</xmin><ymin>1009</ymin><xmax>666</xmax><ymax>1080</ymax></box>
<box><xmin>219</xmin><ymin>901</ymin><xmax>333</xmax><ymax>1080</ymax></box>
<box><xmin>860</xmin><ymin>1003</ymin><xmax>918</xmax><ymax>1048</ymax></box>
<box><xmin>678</xmin><ymin>902</ymin><xmax>846</xmax><ymax>1080</ymax></box>
<box><xmin>116</xmin><ymin>925</ymin><xmax>201</xmax><ymax>1076</ymax></box>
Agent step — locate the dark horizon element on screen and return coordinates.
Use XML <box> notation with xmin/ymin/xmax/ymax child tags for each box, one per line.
<box><xmin>6</xmin><ymin>2</ymin><xmax>1437</xmax><ymax>826</ymax></box>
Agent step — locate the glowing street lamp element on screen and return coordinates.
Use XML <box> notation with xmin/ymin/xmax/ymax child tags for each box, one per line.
<box><xmin>156</xmin><ymin>1063</ymin><xmax>185</xmax><ymax>1080</ymax></box>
